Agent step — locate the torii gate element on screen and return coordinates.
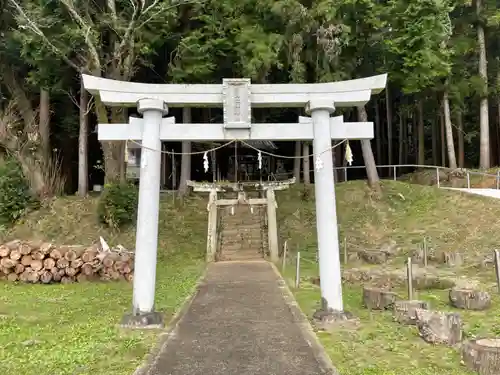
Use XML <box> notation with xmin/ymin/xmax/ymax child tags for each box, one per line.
<box><xmin>83</xmin><ymin>74</ymin><xmax>387</xmax><ymax>326</ymax></box>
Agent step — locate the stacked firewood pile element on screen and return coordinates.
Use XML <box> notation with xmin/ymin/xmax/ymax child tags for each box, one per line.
<box><xmin>0</xmin><ymin>238</ymin><xmax>134</xmax><ymax>284</ymax></box>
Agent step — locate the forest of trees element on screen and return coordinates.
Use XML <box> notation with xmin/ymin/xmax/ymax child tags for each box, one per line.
<box><xmin>1</xmin><ymin>0</ymin><xmax>500</xmax><ymax>197</ymax></box>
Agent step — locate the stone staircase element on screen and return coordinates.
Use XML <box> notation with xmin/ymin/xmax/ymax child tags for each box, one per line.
<box><xmin>217</xmin><ymin>204</ymin><xmax>268</xmax><ymax>261</ymax></box>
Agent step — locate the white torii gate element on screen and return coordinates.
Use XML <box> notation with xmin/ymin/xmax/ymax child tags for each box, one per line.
<box><xmin>83</xmin><ymin>74</ymin><xmax>387</xmax><ymax>326</ymax></box>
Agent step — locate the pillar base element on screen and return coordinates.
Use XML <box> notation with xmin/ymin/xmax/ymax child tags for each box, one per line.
<box><xmin>313</xmin><ymin>307</ymin><xmax>356</xmax><ymax>331</ymax></box>
<box><xmin>120</xmin><ymin>311</ymin><xmax>164</xmax><ymax>329</ymax></box>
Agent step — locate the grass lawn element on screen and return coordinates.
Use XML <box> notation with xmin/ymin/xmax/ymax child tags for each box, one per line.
<box><xmin>0</xmin><ymin>194</ymin><xmax>208</xmax><ymax>375</ymax></box>
<box><xmin>282</xmin><ymin>260</ymin><xmax>500</xmax><ymax>375</ymax></box>
<box><xmin>277</xmin><ymin>181</ymin><xmax>500</xmax><ymax>374</ymax></box>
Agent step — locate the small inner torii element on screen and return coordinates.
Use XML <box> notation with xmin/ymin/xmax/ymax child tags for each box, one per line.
<box><xmin>83</xmin><ymin>73</ymin><xmax>387</xmax><ymax>327</ymax></box>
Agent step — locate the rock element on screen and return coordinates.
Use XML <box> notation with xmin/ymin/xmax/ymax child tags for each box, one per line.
<box><xmin>358</xmin><ymin>250</ymin><xmax>388</xmax><ymax>264</ymax></box>
<box><xmin>462</xmin><ymin>338</ymin><xmax>500</xmax><ymax>375</ymax></box>
<box><xmin>310</xmin><ymin>277</ymin><xmax>320</xmax><ymax>286</ymax></box>
<box><xmin>393</xmin><ymin>300</ymin><xmax>430</xmax><ymax>325</ymax></box>
<box><xmin>380</xmin><ymin>241</ymin><xmax>398</xmax><ymax>256</ymax></box>
<box><xmin>449</xmin><ymin>288</ymin><xmax>491</xmax><ymax>311</ymax></box>
<box><xmin>413</xmin><ymin>274</ymin><xmax>455</xmax><ymax>290</ymax></box>
<box><xmin>362</xmin><ymin>286</ymin><xmax>399</xmax><ymax>310</ymax></box>
<box><xmin>441</xmin><ymin>251</ymin><xmax>463</xmax><ymax>267</ymax></box>
<box><xmin>415</xmin><ymin>309</ymin><xmax>462</xmax><ymax>345</ymax></box>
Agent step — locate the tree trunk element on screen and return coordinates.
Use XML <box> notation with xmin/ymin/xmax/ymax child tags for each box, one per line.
<box><xmin>39</xmin><ymin>89</ymin><xmax>50</xmax><ymax>163</ymax></box>
<box><xmin>358</xmin><ymin>106</ymin><xmax>381</xmax><ymax>192</ymax></box>
<box><xmin>433</xmin><ymin>113</ymin><xmax>439</xmax><ymax>166</ymax></box>
<box><xmin>178</xmin><ymin>108</ymin><xmax>192</xmax><ymax>196</ymax></box>
<box><xmin>477</xmin><ymin>0</ymin><xmax>490</xmax><ymax>169</ymax></box>
<box><xmin>417</xmin><ymin>99</ymin><xmax>425</xmax><ymax>165</ymax></box>
<box><xmin>440</xmin><ymin>106</ymin><xmax>446</xmax><ymax>166</ymax></box>
<box><xmin>398</xmin><ymin>111</ymin><xmax>404</xmax><ymax>165</ymax></box>
<box><xmin>457</xmin><ymin>112</ymin><xmax>465</xmax><ymax>168</ymax></box>
<box><xmin>443</xmin><ymin>89</ymin><xmax>457</xmax><ymax>169</ymax></box>
<box><xmin>95</xmin><ymin>98</ymin><xmax>122</xmax><ymax>183</ymax></box>
<box><xmin>78</xmin><ymin>78</ymin><xmax>89</xmax><ymax>196</ymax></box>
<box><xmin>302</xmin><ymin>142</ymin><xmax>310</xmax><ymax>184</ymax></box>
<box><xmin>293</xmin><ymin>141</ymin><xmax>301</xmax><ymax>182</ymax></box>
<box><xmin>375</xmin><ymin>99</ymin><xmax>382</xmax><ymax>166</ymax></box>
<box><xmin>385</xmin><ymin>88</ymin><xmax>393</xmax><ymax>173</ymax></box>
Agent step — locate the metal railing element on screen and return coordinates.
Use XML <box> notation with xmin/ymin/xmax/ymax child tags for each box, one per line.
<box><xmin>268</xmin><ymin>164</ymin><xmax>500</xmax><ymax>190</ymax></box>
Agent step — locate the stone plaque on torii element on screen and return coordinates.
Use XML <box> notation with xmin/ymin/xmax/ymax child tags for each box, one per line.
<box><xmin>83</xmin><ymin>73</ymin><xmax>387</xmax><ymax>326</ymax></box>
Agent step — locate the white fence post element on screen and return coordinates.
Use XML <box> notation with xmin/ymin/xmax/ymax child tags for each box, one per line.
<box><xmin>436</xmin><ymin>168</ymin><xmax>440</xmax><ymax>188</ymax></box>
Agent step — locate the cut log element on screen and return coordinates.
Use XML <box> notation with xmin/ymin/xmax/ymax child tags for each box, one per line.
<box><xmin>124</xmin><ymin>273</ymin><xmax>133</xmax><ymax>282</ymax></box>
<box><xmin>52</xmin><ymin>271</ymin><xmax>62</xmax><ymax>282</ymax></box>
<box><xmin>19</xmin><ymin>242</ymin><xmax>32</xmax><ymax>255</ymax></box>
<box><xmin>56</xmin><ymin>258</ymin><xmax>69</xmax><ymax>269</ymax></box>
<box><xmin>71</xmin><ymin>258</ymin><xmax>84</xmax><ymax>269</ymax></box>
<box><xmin>415</xmin><ymin>309</ymin><xmax>462</xmax><ymax>345</ymax></box>
<box><xmin>40</xmin><ymin>270</ymin><xmax>53</xmax><ymax>284</ymax></box>
<box><xmin>462</xmin><ymin>338</ymin><xmax>500</xmax><ymax>375</ymax></box>
<box><xmin>60</xmin><ymin>276</ymin><xmax>74</xmax><ymax>284</ymax></box>
<box><xmin>65</xmin><ymin>267</ymin><xmax>78</xmax><ymax>277</ymax></box>
<box><xmin>19</xmin><ymin>271</ymin><xmax>29</xmax><ymax>282</ymax></box>
<box><xmin>21</xmin><ymin>255</ymin><xmax>33</xmax><ymax>266</ymax></box>
<box><xmin>362</xmin><ymin>287</ymin><xmax>399</xmax><ymax>310</ymax></box>
<box><xmin>1</xmin><ymin>266</ymin><xmax>12</xmax><ymax>274</ymax></box>
<box><xmin>26</xmin><ymin>240</ymin><xmax>42</xmax><ymax>250</ymax></box>
<box><xmin>81</xmin><ymin>263</ymin><xmax>95</xmax><ymax>276</ymax></box>
<box><xmin>28</xmin><ymin>270</ymin><xmax>40</xmax><ymax>283</ymax></box>
<box><xmin>30</xmin><ymin>260</ymin><xmax>43</xmax><ymax>272</ymax></box>
<box><xmin>82</xmin><ymin>249</ymin><xmax>98</xmax><ymax>263</ymax></box>
<box><xmin>449</xmin><ymin>288</ymin><xmax>491</xmax><ymax>311</ymax></box>
<box><xmin>121</xmin><ymin>262</ymin><xmax>132</xmax><ymax>274</ymax></box>
<box><xmin>7</xmin><ymin>272</ymin><xmax>18</xmax><ymax>281</ymax></box>
<box><xmin>120</xmin><ymin>253</ymin><xmax>132</xmax><ymax>262</ymax></box>
<box><xmin>31</xmin><ymin>251</ymin><xmax>45</xmax><ymax>261</ymax></box>
<box><xmin>1</xmin><ymin>258</ymin><xmax>18</xmax><ymax>268</ymax></box>
<box><xmin>50</xmin><ymin>246</ymin><xmax>71</xmax><ymax>260</ymax></box>
<box><xmin>14</xmin><ymin>263</ymin><xmax>25</xmax><ymax>274</ymax></box>
<box><xmin>0</xmin><ymin>245</ymin><xmax>10</xmax><ymax>257</ymax></box>
<box><xmin>43</xmin><ymin>258</ymin><xmax>56</xmax><ymax>270</ymax></box>
<box><xmin>3</xmin><ymin>239</ymin><xmax>21</xmax><ymax>250</ymax></box>
<box><xmin>393</xmin><ymin>300</ymin><xmax>430</xmax><ymax>325</ymax></box>
<box><xmin>64</xmin><ymin>246</ymin><xmax>86</xmax><ymax>262</ymax></box>
<box><xmin>102</xmin><ymin>253</ymin><xmax>120</xmax><ymax>268</ymax></box>
<box><xmin>39</xmin><ymin>242</ymin><xmax>53</xmax><ymax>255</ymax></box>
<box><xmin>9</xmin><ymin>249</ymin><xmax>21</xmax><ymax>261</ymax></box>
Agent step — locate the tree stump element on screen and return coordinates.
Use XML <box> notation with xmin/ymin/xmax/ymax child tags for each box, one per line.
<box><xmin>462</xmin><ymin>338</ymin><xmax>500</xmax><ymax>375</ymax></box>
<box><xmin>362</xmin><ymin>287</ymin><xmax>398</xmax><ymax>310</ymax></box>
<box><xmin>358</xmin><ymin>250</ymin><xmax>387</xmax><ymax>264</ymax></box>
<box><xmin>441</xmin><ymin>251</ymin><xmax>463</xmax><ymax>267</ymax></box>
<box><xmin>393</xmin><ymin>300</ymin><xmax>430</xmax><ymax>325</ymax></box>
<box><xmin>415</xmin><ymin>309</ymin><xmax>462</xmax><ymax>345</ymax></box>
<box><xmin>449</xmin><ymin>288</ymin><xmax>491</xmax><ymax>311</ymax></box>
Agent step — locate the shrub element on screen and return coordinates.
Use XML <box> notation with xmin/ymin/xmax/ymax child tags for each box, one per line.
<box><xmin>97</xmin><ymin>183</ymin><xmax>139</xmax><ymax>229</ymax></box>
<box><xmin>0</xmin><ymin>158</ymin><xmax>38</xmax><ymax>225</ymax></box>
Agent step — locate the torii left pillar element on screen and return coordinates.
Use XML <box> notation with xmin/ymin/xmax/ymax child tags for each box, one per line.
<box><xmin>122</xmin><ymin>98</ymin><xmax>168</xmax><ymax>328</ymax></box>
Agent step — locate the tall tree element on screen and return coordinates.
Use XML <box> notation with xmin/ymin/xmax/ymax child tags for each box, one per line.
<box><xmin>10</xmin><ymin>0</ymin><xmax>182</xmax><ymax>182</ymax></box>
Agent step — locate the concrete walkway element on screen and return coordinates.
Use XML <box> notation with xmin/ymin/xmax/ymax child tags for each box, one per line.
<box><xmin>444</xmin><ymin>187</ymin><xmax>500</xmax><ymax>199</ymax></box>
<box><xmin>141</xmin><ymin>261</ymin><xmax>335</xmax><ymax>375</ymax></box>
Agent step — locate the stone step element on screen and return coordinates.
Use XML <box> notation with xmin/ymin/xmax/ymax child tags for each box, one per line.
<box><xmin>219</xmin><ymin>251</ymin><xmax>263</xmax><ymax>261</ymax></box>
<box><xmin>221</xmin><ymin>230</ymin><xmax>263</xmax><ymax>237</ymax></box>
<box><xmin>220</xmin><ymin>240</ymin><xmax>262</xmax><ymax>249</ymax></box>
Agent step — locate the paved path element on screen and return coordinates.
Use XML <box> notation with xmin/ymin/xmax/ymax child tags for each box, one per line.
<box><xmin>142</xmin><ymin>261</ymin><xmax>335</xmax><ymax>375</ymax></box>
<box><xmin>445</xmin><ymin>187</ymin><xmax>500</xmax><ymax>199</ymax></box>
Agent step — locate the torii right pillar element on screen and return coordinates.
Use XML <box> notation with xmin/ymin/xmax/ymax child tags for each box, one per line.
<box><xmin>306</xmin><ymin>99</ymin><xmax>349</xmax><ymax>320</ymax></box>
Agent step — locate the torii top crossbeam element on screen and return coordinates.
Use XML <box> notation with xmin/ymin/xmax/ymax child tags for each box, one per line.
<box><xmin>82</xmin><ymin>74</ymin><xmax>387</xmax><ymax>108</ymax></box>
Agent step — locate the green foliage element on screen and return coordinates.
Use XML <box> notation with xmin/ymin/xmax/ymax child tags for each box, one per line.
<box><xmin>97</xmin><ymin>183</ymin><xmax>139</xmax><ymax>229</ymax></box>
<box><xmin>0</xmin><ymin>158</ymin><xmax>37</xmax><ymax>225</ymax></box>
